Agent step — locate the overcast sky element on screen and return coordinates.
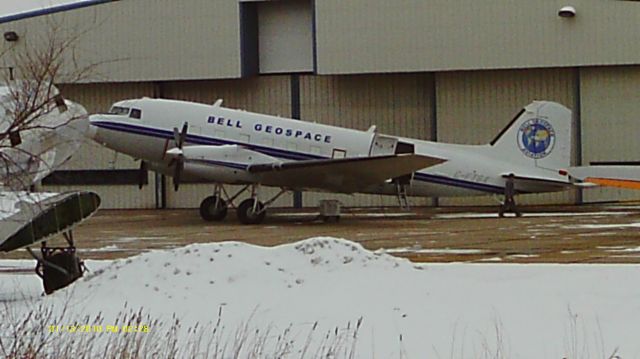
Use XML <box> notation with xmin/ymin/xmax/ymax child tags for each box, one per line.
<box><xmin>0</xmin><ymin>1</ymin><xmax>84</xmax><ymax>17</ymax></box>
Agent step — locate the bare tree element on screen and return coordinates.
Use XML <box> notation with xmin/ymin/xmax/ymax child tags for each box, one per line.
<box><xmin>0</xmin><ymin>19</ymin><xmax>104</xmax><ymax>190</ymax></box>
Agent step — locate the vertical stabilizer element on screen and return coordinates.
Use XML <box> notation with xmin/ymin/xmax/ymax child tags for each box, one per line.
<box><xmin>490</xmin><ymin>101</ymin><xmax>572</xmax><ymax>171</ymax></box>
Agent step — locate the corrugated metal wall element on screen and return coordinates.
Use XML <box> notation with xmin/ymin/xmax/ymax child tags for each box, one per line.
<box><xmin>581</xmin><ymin>66</ymin><xmax>640</xmax><ymax>203</ymax></box>
<box><xmin>299</xmin><ymin>73</ymin><xmax>434</xmax><ymax>207</ymax></box>
<box><xmin>315</xmin><ymin>0</ymin><xmax>640</xmax><ymax>75</ymax></box>
<box><xmin>162</xmin><ymin>76</ymin><xmax>291</xmax><ymax>117</ymax></box>
<box><xmin>44</xmin><ymin>82</ymin><xmax>156</xmax><ymax>209</ymax></box>
<box><xmin>436</xmin><ymin>68</ymin><xmax>577</xmax><ymax>206</ymax></box>
<box><xmin>3</xmin><ymin>1</ymin><xmax>640</xmax><ymax>81</ymax></box>
<box><xmin>161</xmin><ymin>76</ymin><xmax>294</xmax><ymax>208</ymax></box>
<box><xmin>43</xmin><ymin>184</ymin><xmax>156</xmax><ymax>209</ymax></box>
<box><xmin>37</xmin><ymin>67</ymin><xmax>640</xmax><ymax>209</ymax></box>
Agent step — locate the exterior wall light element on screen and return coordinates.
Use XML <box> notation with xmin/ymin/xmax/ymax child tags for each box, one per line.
<box><xmin>3</xmin><ymin>31</ymin><xmax>19</xmax><ymax>42</ymax></box>
<box><xmin>558</xmin><ymin>6</ymin><xmax>576</xmax><ymax>18</ymax></box>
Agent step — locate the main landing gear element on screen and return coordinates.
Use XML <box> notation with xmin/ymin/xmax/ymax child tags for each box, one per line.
<box><xmin>199</xmin><ymin>184</ymin><xmax>287</xmax><ymax>225</ymax></box>
<box><xmin>26</xmin><ymin>231</ymin><xmax>85</xmax><ymax>295</ymax></box>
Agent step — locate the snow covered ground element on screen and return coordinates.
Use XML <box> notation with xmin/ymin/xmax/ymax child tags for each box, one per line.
<box><xmin>1</xmin><ymin>237</ymin><xmax>639</xmax><ymax>358</ymax></box>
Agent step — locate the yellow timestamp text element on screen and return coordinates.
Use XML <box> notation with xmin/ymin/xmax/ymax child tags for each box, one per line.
<box><xmin>48</xmin><ymin>325</ymin><xmax>150</xmax><ymax>333</ymax></box>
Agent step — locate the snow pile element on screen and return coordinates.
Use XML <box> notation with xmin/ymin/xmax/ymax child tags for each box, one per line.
<box><xmin>54</xmin><ymin>238</ymin><xmax>412</xmax><ymax>318</ymax></box>
<box><xmin>3</xmin><ymin>237</ymin><xmax>640</xmax><ymax>358</ymax></box>
<box><xmin>37</xmin><ymin>238</ymin><xmax>422</xmax><ymax>357</ymax></box>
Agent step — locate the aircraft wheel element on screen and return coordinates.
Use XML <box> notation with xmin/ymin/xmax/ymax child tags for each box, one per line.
<box><xmin>199</xmin><ymin>196</ymin><xmax>228</xmax><ymax>221</ymax></box>
<box><xmin>237</xmin><ymin>198</ymin><xmax>266</xmax><ymax>224</ymax></box>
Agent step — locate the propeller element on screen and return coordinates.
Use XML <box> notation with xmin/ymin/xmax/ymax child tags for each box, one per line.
<box><xmin>168</xmin><ymin>122</ymin><xmax>188</xmax><ymax>191</ymax></box>
<box><xmin>138</xmin><ymin>160</ymin><xmax>147</xmax><ymax>189</ymax></box>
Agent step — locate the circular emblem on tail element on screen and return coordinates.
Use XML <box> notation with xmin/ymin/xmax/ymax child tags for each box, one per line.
<box><xmin>517</xmin><ymin>118</ymin><xmax>555</xmax><ymax>159</ymax></box>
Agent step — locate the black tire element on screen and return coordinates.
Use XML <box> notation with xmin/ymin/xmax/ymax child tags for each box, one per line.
<box><xmin>237</xmin><ymin>198</ymin><xmax>266</xmax><ymax>224</ymax></box>
<box><xmin>199</xmin><ymin>196</ymin><xmax>228</xmax><ymax>221</ymax></box>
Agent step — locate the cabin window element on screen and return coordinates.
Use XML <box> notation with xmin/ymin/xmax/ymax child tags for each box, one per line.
<box><xmin>332</xmin><ymin>149</ymin><xmax>346</xmax><ymax>159</ymax></box>
<box><xmin>109</xmin><ymin>106</ymin><xmax>130</xmax><ymax>115</ymax></box>
<box><xmin>239</xmin><ymin>133</ymin><xmax>251</xmax><ymax>144</ymax></box>
<box><xmin>129</xmin><ymin>108</ymin><xmax>142</xmax><ymax>119</ymax></box>
<box><xmin>310</xmin><ymin>146</ymin><xmax>321</xmax><ymax>155</ymax></box>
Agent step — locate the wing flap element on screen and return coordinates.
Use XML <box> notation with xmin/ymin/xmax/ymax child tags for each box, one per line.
<box><xmin>250</xmin><ymin>153</ymin><xmax>445</xmax><ymax>192</ymax></box>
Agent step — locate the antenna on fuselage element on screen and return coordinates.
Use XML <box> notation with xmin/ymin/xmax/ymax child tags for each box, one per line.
<box><xmin>213</xmin><ymin>99</ymin><xmax>223</xmax><ymax>107</ymax></box>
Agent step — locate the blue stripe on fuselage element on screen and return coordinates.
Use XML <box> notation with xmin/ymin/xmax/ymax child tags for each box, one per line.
<box><xmin>93</xmin><ymin>120</ymin><xmax>505</xmax><ymax>194</ymax></box>
<box><xmin>92</xmin><ymin>121</ymin><xmax>323</xmax><ymax>161</ymax></box>
<box><xmin>413</xmin><ymin>172</ymin><xmax>505</xmax><ymax>194</ymax></box>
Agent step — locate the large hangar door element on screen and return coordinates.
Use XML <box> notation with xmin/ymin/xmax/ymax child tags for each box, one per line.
<box><xmin>581</xmin><ymin>66</ymin><xmax>640</xmax><ymax>203</ymax></box>
<box><xmin>255</xmin><ymin>0</ymin><xmax>314</xmax><ymax>74</ymax></box>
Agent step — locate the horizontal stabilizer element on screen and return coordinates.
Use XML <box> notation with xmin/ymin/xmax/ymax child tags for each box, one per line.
<box><xmin>249</xmin><ymin>153</ymin><xmax>445</xmax><ymax>193</ymax></box>
<box><xmin>501</xmin><ymin>173</ymin><xmax>572</xmax><ymax>193</ymax></box>
<box><xmin>569</xmin><ymin>166</ymin><xmax>640</xmax><ymax>190</ymax></box>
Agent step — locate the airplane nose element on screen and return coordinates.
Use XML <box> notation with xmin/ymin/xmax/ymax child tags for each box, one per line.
<box><xmin>86</xmin><ymin>114</ymin><xmax>105</xmax><ymax>140</ymax></box>
<box><xmin>86</xmin><ymin>115</ymin><xmax>98</xmax><ymax>139</ymax></box>
<box><xmin>64</xmin><ymin>100</ymin><xmax>91</xmax><ymax>138</ymax></box>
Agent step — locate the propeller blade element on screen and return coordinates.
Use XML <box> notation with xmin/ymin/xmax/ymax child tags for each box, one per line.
<box><xmin>179</xmin><ymin>122</ymin><xmax>188</xmax><ymax>147</ymax></box>
<box><xmin>173</xmin><ymin>127</ymin><xmax>181</xmax><ymax>148</ymax></box>
<box><xmin>173</xmin><ymin>122</ymin><xmax>189</xmax><ymax>149</ymax></box>
<box><xmin>138</xmin><ymin>161</ymin><xmax>147</xmax><ymax>190</ymax></box>
<box><xmin>173</xmin><ymin>160</ymin><xmax>184</xmax><ymax>192</ymax></box>
<box><xmin>169</xmin><ymin>122</ymin><xmax>188</xmax><ymax>191</ymax></box>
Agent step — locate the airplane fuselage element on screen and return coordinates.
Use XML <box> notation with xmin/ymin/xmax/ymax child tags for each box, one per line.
<box><xmin>90</xmin><ymin>98</ymin><xmax>569</xmax><ymax>197</ymax></box>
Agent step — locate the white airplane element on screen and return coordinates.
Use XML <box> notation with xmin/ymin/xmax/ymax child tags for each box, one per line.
<box><xmin>0</xmin><ymin>83</ymin><xmax>100</xmax><ymax>294</ymax></box>
<box><xmin>88</xmin><ymin>98</ymin><xmax>640</xmax><ymax>224</ymax></box>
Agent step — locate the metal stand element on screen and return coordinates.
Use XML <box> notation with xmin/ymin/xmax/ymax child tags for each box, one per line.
<box><xmin>394</xmin><ymin>174</ymin><xmax>412</xmax><ymax>210</ymax></box>
<box><xmin>27</xmin><ymin>231</ymin><xmax>85</xmax><ymax>295</ymax></box>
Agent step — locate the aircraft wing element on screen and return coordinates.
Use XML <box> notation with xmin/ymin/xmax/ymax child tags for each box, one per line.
<box><xmin>249</xmin><ymin>153</ymin><xmax>445</xmax><ymax>193</ymax></box>
<box><xmin>0</xmin><ymin>191</ymin><xmax>100</xmax><ymax>252</ymax></box>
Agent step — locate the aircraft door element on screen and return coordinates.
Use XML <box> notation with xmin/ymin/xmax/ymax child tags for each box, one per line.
<box><xmin>369</xmin><ymin>134</ymin><xmax>398</xmax><ymax>156</ymax></box>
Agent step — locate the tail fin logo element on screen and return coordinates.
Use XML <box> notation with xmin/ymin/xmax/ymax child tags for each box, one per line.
<box><xmin>517</xmin><ymin>118</ymin><xmax>556</xmax><ymax>159</ymax></box>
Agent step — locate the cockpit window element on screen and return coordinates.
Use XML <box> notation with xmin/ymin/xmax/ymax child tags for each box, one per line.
<box><xmin>130</xmin><ymin>108</ymin><xmax>142</xmax><ymax>119</ymax></box>
<box><xmin>109</xmin><ymin>106</ymin><xmax>130</xmax><ymax>115</ymax></box>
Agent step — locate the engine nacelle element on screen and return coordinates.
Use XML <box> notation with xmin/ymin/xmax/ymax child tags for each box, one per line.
<box><xmin>178</xmin><ymin>145</ymin><xmax>279</xmax><ymax>184</ymax></box>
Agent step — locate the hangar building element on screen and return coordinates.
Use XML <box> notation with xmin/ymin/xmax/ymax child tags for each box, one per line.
<box><xmin>1</xmin><ymin>0</ymin><xmax>639</xmax><ymax>209</ymax></box>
